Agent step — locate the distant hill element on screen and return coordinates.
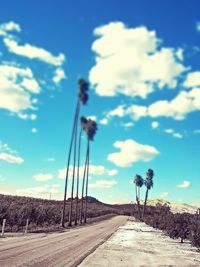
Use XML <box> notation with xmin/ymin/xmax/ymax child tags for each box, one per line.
<box><xmin>142</xmin><ymin>199</ymin><xmax>198</xmax><ymax>214</ymax></box>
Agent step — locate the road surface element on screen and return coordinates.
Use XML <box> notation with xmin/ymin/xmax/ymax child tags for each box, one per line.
<box><xmin>79</xmin><ymin>218</ymin><xmax>200</xmax><ymax>267</ymax></box>
<box><xmin>0</xmin><ymin>216</ymin><xmax>127</xmax><ymax>267</ymax></box>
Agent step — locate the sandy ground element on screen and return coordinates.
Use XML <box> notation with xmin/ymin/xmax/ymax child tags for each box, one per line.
<box><xmin>79</xmin><ymin>218</ymin><xmax>200</xmax><ymax>267</ymax></box>
<box><xmin>0</xmin><ymin>216</ymin><xmax>127</xmax><ymax>267</ymax></box>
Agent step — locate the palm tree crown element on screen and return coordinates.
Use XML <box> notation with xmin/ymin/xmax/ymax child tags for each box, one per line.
<box><xmin>85</xmin><ymin>119</ymin><xmax>98</xmax><ymax>141</ymax></box>
<box><xmin>134</xmin><ymin>174</ymin><xmax>144</xmax><ymax>187</ymax></box>
<box><xmin>78</xmin><ymin>78</ymin><xmax>89</xmax><ymax>105</ymax></box>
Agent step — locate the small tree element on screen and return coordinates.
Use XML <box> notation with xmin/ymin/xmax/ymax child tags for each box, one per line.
<box><xmin>142</xmin><ymin>169</ymin><xmax>154</xmax><ymax>219</ymax></box>
<box><xmin>134</xmin><ymin>174</ymin><xmax>144</xmax><ymax>220</ymax></box>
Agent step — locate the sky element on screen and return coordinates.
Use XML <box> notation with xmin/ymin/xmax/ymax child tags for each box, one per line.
<box><xmin>0</xmin><ymin>0</ymin><xmax>200</xmax><ymax>205</ymax></box>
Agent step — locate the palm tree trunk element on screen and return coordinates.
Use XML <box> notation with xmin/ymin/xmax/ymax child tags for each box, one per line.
<box><xmin>74</xmin><ymin>128</ymin><xmax>82</xmax><ymax>225</ymax></box>
<box><xmin>135</xmin><ymin>185</ymin><xmax>141</xmax><ymax>219</ymax></box>
<box><xmin>80</xmin><ymin>143</ymin><xmax>89</xmax><ymax>224</ymax></box>
<box><xmin>142</xmin><ymin>189</ymin><xmax>149</xmax><ymax>220</ymax></box>
<box><xmin>61</xmin><ymin>100</ymin><xmax>80</xmax><ymax>227</ymax></box>
<box><xmin>68</xmin><ymin>104</ymin><xmax>79</xmax><ymax>227</ymax></box>
<box><xmin>84</xmin><ymin>139</ymin><xmax>90</xmax><ymax>224</ymax></box>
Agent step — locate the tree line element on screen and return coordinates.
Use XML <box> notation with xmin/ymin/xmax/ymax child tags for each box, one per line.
<box><xmin>137</xmin><ymin>204</ymin><xmax>200</xmax><ymax>249</ymax></box>
<box><xmin>0</xmin><ymin>194</ymin><xmax>133</xmax><ymax>232</ymax></box>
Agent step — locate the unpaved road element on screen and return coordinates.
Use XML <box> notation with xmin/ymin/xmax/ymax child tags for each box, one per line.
<box><xmin>79</xmin><ymin>218</ymin><xmax>200</xmax><ymax>267</ymax></box>
<box><xmin>0</xmin><ymin>216</ymin><xmax>127</xmax><ymax>267</ymax></box>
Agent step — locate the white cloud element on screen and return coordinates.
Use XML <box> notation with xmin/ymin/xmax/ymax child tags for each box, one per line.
<box><xmin>18</xmin><ymin>113</ymin><xmax>37</xmax><ymax>120</ymax></box>
<box><xmin>196</xmin><ymin>21</ymin><xmax>200</xmax><ymax>32</ymax></box>
<box><xmin>107</xmin><ymin>87</ymin><xmax>200</xmax><ymax>121</ymax></box>
<box><xmin>99</xmin><ymin>118</ymin><xmax>109</xmax><ymax>125</ymax></box>
<box><xmin>177</xmin><ymin>180</ymin><xmax>190</xmax><ymax>188</ymax></box>
<box><xmin>151</xmin><ymin>121</ymin><xmax>159</xmax><ymax>129</ymax></box>
<box><xmin>164</xmin><ymin>128</ymin><xmax>183</xmax><ymax>139</ymax></box>
<box><xmin>0</xmin><ymin>64</ymin><xmax>40</xmax><ymax>117</ymax></box>
<box><xmin>33</xmin><ymin>173</ymin><xmax>53</xmax><ymax>182</ymax></box>
<box><xmin>89</xmin><ymin>22</ymin><xmax>187</xmax><ymax>98</ymax></box>
<box><xmin>0</xmin><ymin>153</ymin><xmax>24</xmax><ymax>164</ymax></box>
<box><xmin>183</xmin><ymin>71</ymin><xmax>200</xmax><ymax>87</ymax></box>
<box><xmin>172</xmin><ymin>132</ymin><xmax>183</xmax><ymax>139</ymax></box>
<box><xmin>107</xmin><ymin>139</ymin><xmax>159</xmax><ymax>167</ymax></box>
<box><xmin>164</xmin><ymin>128</ymin><xmax>174</xmax><ymax>134</ymax></box>
<box><xmin>0</xmin><ymin>21</ymin><xmax>21</xmax><ymax>36</ymax></box>
<box><xmin>87</xmin><ymin>115</ymin><xmax>97</xmax><ymax>121</ymax></box>
<box><xmin>31</xmin><ymin>128</ymin><xmax>38</xmax><ymax>133</ymax></box>
<box><xmin>108</xmin><ymin>169</ymin><xmax>118</xmax><ymax>176</ymax></box>
<box><xmin>0</xmin><ymin>141</ymin><xmax>24</xmax><ymax>164</ymax></box>
<box><xmin>160</xmin><ymin>192</ymin><xmax>169</xmax><ymax>198</ymax></box>
<box><xmin>45</xmin><ymin>157</ymin><xmax>55</xmax><ymax>162</ymax></box>
<box><xmin>53</xmin><ymin>68</ymin><xmax>66</xmax><ymax>83</ymax></box>
<box><xmin>58</xmin><ymin>165</ymin><xmax>118</xmax><ymax>179</ymax></box>
<box><xmin>89</xmin><ymin>179</ymin><xmax>117</xmax><ymax>189</ymax></box>
<box><xmin>4</xmin><ymin>38</ymin><xmax>65</xmax><ymax>66</ymax></box>
<box><xmin>16</xmin><ymin>186</ymin><xmax>60</xmax><ymax>199</ymax></box>
<box><xmin>121</xmin><ymin>122</ymin><xmax>134</xmax><ymax>128</ymax></box>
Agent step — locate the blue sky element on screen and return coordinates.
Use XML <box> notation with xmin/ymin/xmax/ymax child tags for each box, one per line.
<box><xmin>0</xmin><ymin>0</ymin><xmax>200</xmax><ymax>205</ymax></box>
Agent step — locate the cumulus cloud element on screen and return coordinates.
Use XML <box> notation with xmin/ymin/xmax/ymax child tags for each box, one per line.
<box><xmin>183</xmin><ymin>71</ymin><xmax>200</xmax><ymax>88</ymax></box>
<box><xmin>164</xmin><ymin>128</ymin><xmax>183</xmax><ymax>139</ymax></box>
<box><xmin>99</xmin><ymin>118</ymin><xmax>109</xmax><ymax>125</ymax></box>
<box><xmin>107</xmin><ymin>139</ymin><xmax>159</xmax><ymax>167</ymax></box>
<box><xmin>33</xmin><ymin>173</ymin><xmax>53</xmax><ymax>182</ymax></box>
<box><xmin>4</xmin><ymin>38</ymin><xmax>65</xmax><ymax>66</ymax></box>
<box><xmin>177</xmin><ymin>180</ymin><xmax>190</xmax><ymax>188</ymax></box>
<box><xmin>16</xmin><ymin>186</ymin><xmax>60</xmax><ymax>199</ymax></box>
<box><xmin>31</xmin><ymin>128</ymin><xmax>38</xmax><ymax>133</ymax></box>
<box><xmin>58</xmin><ymin>165</ymin><xmax>118</xmax><ymax>179</ymax></box>
<box><xmin>87</xmin><ymin>115</ymin><xmax>97</xmax><ymax>121</ymax></box>
<box><xmin>106</xmin><ymin>87</ymin><xmax>200</xmax><ymax>121</ymax></box>
<box><xmin>53</xmin><ymin>68</ymin><xmax>66</xmax><ymax>83</ymax></box>
<box><xmin>0</xmin><ymin>21</ymin><xmax>21</xmax><ymax>36</ymax></box>
<box><xmin>121</xmin><ymin>122</ymin><xmax>134</xmax><ymax>129</ymax></box>
<box><xmin>0</xmin><ymin>141</ymin><xmax>24</xmax><ymax>164</ymax></box>
<box><xmin>0</xmin><ymin>153</ymin><xmax>24</xmax><ymax>164</ymax></box>
<box><xmin>160</xmin><ymin>192</ymin><xmax>169</xmax><ymax>198</ymax></box>
<box><xmin>89</xmin><ymin>21</ymin><xmax>187</xmax><ymax>98</ymax></box>
<box><xmin>89</xmin><ymin>179</ymin><xmax>117</xmax><ymax>189</ymax></box>
<box><xmin>151</xmin><ymin>121</ymin><xmax>159</xmax><ymax>129</ymax></box>
<box><xmin>0</xmin><ymin>21</ymin><xmax>67</xmax><ymax>120</ymax></box>
<box><xmin>0</xmin><ymin>64</ymin><xmax>40</xmax><ymax>117</ymax></box>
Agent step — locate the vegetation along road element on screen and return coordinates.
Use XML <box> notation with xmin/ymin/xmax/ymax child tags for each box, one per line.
<box><xmin>0</xmin><ymin>216</ymin><xmax>127</xmax><ymax>267</ymax></box>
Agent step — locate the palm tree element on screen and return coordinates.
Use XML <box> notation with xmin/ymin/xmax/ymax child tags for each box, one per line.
<box><xmin>74</xmin><ymin>117</ymin><xmax>88</xmax><ymax>225</ymax></box>
<box><xmin>61</xmin><ymin>79</ymin><xmax>89</xmax><ymax>227</ymax></box>
<box><xmin>134</xmin><ymin>174</ymin><xmax>144</xmax><ymax>220</ymax></box>
<box><xmin>84</xmin><ymin>119</ymin><xmax>98</xmax><ymax>223</ymax></box>
<box><xmin>142</xmin><ymin>169</ymin><xmax>154</xmax><ymax>220</ymax></box>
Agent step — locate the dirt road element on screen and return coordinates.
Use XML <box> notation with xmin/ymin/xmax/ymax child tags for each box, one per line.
<box><xmin>0</xmin><ymin>216</ymin><xmax>127</xmax><ymax>267</ymax></box>
<box><xmin>79</xmin><ymin>218</ymin><xmax>200</xmax><ymax>267</ymax></box>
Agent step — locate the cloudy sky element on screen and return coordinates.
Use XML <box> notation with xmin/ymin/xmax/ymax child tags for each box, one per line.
<box><xmin>0</xmin><ymin>0</ymin><xmax>200</xmax><ymax>205</ymax></box>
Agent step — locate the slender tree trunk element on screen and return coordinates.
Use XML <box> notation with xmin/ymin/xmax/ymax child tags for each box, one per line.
<box><xmin>80</xmin><ymin>144</ymin><xmax>89</xmax><ymax>224</ymax></box>
<box><xmin>142</xmin><ymin>189</ymin><xmax>149</xmax><ymax>220</ymax></box>
<box><xmin>68</xmin><ymin>105</ymin><xmax>79</xmax><ymax>227</ymax></box>
<box><xmin>84</xmin><ymin>139</ymin><xmax>90</xmax><ymax>224</ymax></box>
<box><xmin>135</xmin><ymin>185</ymin><xmax>141</xmax><ymax>220</ymax></box>
<box><xmin>74</xmin><ymin>128</ymin><xmax>82</xmax><ymax>225</ymax></box>
<box><xmin>61</xmin><ymin>100</ymin><xmax>80</xmax><ymax>227</ymax></box>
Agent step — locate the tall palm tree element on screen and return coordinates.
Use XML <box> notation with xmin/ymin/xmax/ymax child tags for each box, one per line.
<box><xmin>134</xmin><ymin>174</ymin><xmax>144</xmax><ymax>220</ymax></box>
<box><xmin>142</xmin><ymin>169</ymin><xmax>154</xmax><ymax>220</ymax></box>
<box><xmin>61</xmin><ymin>79</ymin><xmax>89</xmax><ymax>227</ymax></box>
<box><xmin>74</xmin><ymin>117</ymin><xmax>88</xmax><ymax>225</ymax></box>
<box><xmin>84</xmin><ymin>119</ymin><xmax>98</xmax><ymax>224</ymax></box>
